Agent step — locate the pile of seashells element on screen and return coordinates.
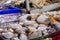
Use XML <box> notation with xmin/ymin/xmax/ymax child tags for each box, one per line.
<box><xmin>44</xmin><ymin>11</ymin><xmax>60</xmax><ymax>21</ymax></box>
<box><xmin>0</xmin><ymin>11</ymin><xmax>60</xmax><ymax>40</ymax></box>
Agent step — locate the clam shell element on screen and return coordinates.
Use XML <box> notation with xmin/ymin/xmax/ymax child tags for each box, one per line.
<box><xmin>37</xmin><ymin>15</ymin><xmax>50</xmax><ymax>24</ymax></box>
<box><xmin>28</xmin><ymin>27</ymin><xmax>37</xmax><ymax>32</ymax></box>
<box><xmin>38</xmin><ymin>24</ymin><xmax>47</xmax><ymax>31</ymax></box>
<box><xmin>24</xmin><ymin>21</ymin><xmax>38</xmax><ymax>28</ymax></box>
<box><xmin>2</xmin><ymin>32</ymin><xmax>14</xmax><ymax>38</ymax></box>
<box><xmin>0</xmin><ymin>28</ymin><xmax>3</xmax><ymax>32</ymax></box>
<box><xmin>43</xmin><ymin>30</ymin><xmax>48</xmax><ymax>36</ymax></box>
<box><xmin>20</xmin><ymin>34</ymin><xmax>28</xmax><ymax>40</ymax></box>
<box><xmin>12</xmin><ymin>37</ymin><xmax>20</xmax><ymax>40</ymax></box>
<box><xmin>19</xmin><ymin>22</ymin><xmax>24</xmax><ymax>26</ymax></box>
<box><xmin>9</xmin><ymin>23</ymin><xmax>22</xmax><ymax>29</ymax></box>
<box><xmin>15</xmin><ymin>28</ymin><xmax>25</xmax><ymax>34</ymax></box>
<box><xmin>28</xmin><ymin>30</ymin><xmax>42</xmax><ymax>39</ymax></box>
<box><xmin>53</xmin><ymin>22</ymin><xmax>60</xmax><ymax>31</ymax></box>
<box><xmin>19</xmin><ymin>14</ymin><xmax>30</xmax><ymax>22</ymax></box>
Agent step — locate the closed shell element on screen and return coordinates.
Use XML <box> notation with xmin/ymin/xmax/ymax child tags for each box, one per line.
<box><xmin>20</xmin><ymin>34</ymin><xmax>28</xmax><ymax>40</ymax></box>
<box><xmin>37</xmin><ymin>15</ymin><xmax>50</xmax><ymax>24</ymax></box>
<box><xmin>2</xmin><ymin>32</ymin><xmax>14</xmax><ymax>39</ymax></box>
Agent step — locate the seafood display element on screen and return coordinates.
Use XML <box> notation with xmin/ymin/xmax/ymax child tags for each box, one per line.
<box><xmin>0</xmin><ymin>0</ymin><xmax>60</xmax><ymax>40</ymax></box>
<box><xmin>0</xmin><ymin>11</ymin><xmax>60</xmax><ymax>40</ymax></box>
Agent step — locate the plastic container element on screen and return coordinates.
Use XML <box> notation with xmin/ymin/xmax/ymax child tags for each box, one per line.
<box><xmin>0</xmin><ymin>5</ymin><xmax>21</xmax><ymax>23</ymax></box>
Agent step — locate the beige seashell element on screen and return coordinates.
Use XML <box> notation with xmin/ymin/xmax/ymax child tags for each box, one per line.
<box><xmin>24</xmin><ymin>21</ymin><xmax>35</xmax><ymax>25</ymax></box>
<box><xmin>12</xmin><ymin>37</ymin><xmax>20</xmax><ymax>40</ymax></box>
<box><xmin>24</xmin><ymin>21</ymin><xmax>38</xmax><ymax>28</ymax></box>
<box><xmin>15</xmin><ymin>28</ymin><xmax>25</xmax><ymax>34</ymax></box>
<box><xmin>45</xmin><ymin>11</ymin><xmax>60</xmax><ymax>18</ymax></box>
<box><xmin>14</xmin><ymin>33</ymin><xmax>18</xmax><ymax>37</ymax></box>
<box><xmin>8</xmin><ymin>28</ymin><xmax>14</xmax><ymax>33</ymax></box>
<box><xmin>30</xmin><ymin>14</ymin><xmax>40</xmax><ymax>20</ymax></box>
<box><xmin>43</xmin><ymin>30</ymin><xmax>48</xmax><ymax>36</ymax></box>
<box><xmin>3</xmin><ymin>28</ymin><xmax>8</xmax><ymax>32</ymax></box>
<box><xmin>33</xmin><ymin>23</ymin><xmax>39</xmax><ymax>28</ymax></box>
<box><xmin>37</xmin><ymin>15</ymin><xmax>50</xmax><ymax>24</ymax></box>
<box><xmin>2</xmin><ymin>32</ymin><xmax>14</xmax><ymax>38</ymax></box>
<box><xmin>28</xmin><ymin>27</ymin><xmax>37</xmax><ymax>32</ymax></box>
<box><xmin>38</xmin><ymin>24</ymin><xmax>47</xmax><ymax>31</ymax></box>
<box><xmin>9</xmin><ymin>23</ymin><xmax>22</xmax><ymax>29</ymax></box>
<box><xmin>22</xmin><ymin>27</ymin><xmax>28</xmax><ymax>32</ymax></box>
<box><xmin>20</xmin><ymin>34</ymin><xmax>28</xmax><ymax>40</ymax></box>
<box><xmin>28</xmin><ymin>30</ymin><xmax>42</xmax><ymax>39</ymax></box>
<box><xmin>53</xmin><ymin>21</ymin><xmax>60</xmax><ymax>30</ymax></box>
<box><xmin>0</xmin><ymin>28</ymin><xmax>3</xmax><ymax>32</ymax></box>
<box><xmin>19</xmin><ymin>22</ymin><xmax>24</xmax><ymax>26</ymax></box>
<box><xmin>19</xmin><ymin>17</ymin><xmax>27</xmax><ymax>23</ymax></box>
<box><xmin>19</xmin><ymin>14</ymin><xmax>30</xmax><ymax>22</ymax></box>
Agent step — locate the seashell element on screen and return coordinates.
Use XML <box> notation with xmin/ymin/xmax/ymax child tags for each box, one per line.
<box><xmin>37</xmin><ymin>15</ymin><xmax>50</xmax><ymax>24</ymax></box>
<box><xmin>37</xmin><ymin>30</ymin><xmax>42</xmax><ymax>37</ymax></box>
<box><xmin>20</xmin><ymin>34</ymin><xmax>28</xmax><ymax>40</ymax></box>
<box><xmin>3</xmin><ymin>28</ymin><xmax>8</xmax><ymax>32</ymax></box>
<box><xmin>48</xmin><ymin>28</ymin><xmax>56</xmax><ymax>34</ymax></box>
<box><xmin>0</xmin><ymin>24</ymin><xmax>8</xmax><ymax>28</ymax></box>
<box><xmin>19</xmin><ymin>17</ymin><xmax>27</xmax><ymax>23</ymax></box>
<box><xmin>30</xmin><ymin>13</ymin><xmax>40</xmax><ymax>21</ymax></box>
<box><xmin>28</xmin><ymin>30</ymin><xmax>42</xmax><ymax>39</ymax></box>
<box><xmin>38</xmin><ymin>24</ymin><xmax>47</xmax><ymax>31</ymax></box>
<box><xmin>28</xmin><ymin>27</ymin><xmax>37</xmax><ymax>32</ymax></box>
<box><xmin>44</xmin><ymin>11</ymin><xmax>60</xmax><ymax>18</ymax></box>
<box><xmin>24</xmin><ymin>21</ymin><xmax>38</xmax><ymax>28</ymax></box>
<box><xmin>22</xmin><ymin>27</ymin><xmax>28</xmax><ymax>32</ymax></box>
<box><xmin>19</xmin><ymin>22</ymin><xmax>24</xmax><ymax>26</ymax></box>
<box><xmin>14</xmin><ymin>24</ymin><xmax>25</xmax><ymax>34</ymax></box>
<box><xmin>24</xmin><ymin>21</ymin><xmax>35</xmax><ymax>25</ymax></box>
<box><xmin>12</xmin><ymin>37</ymin><xmax>20</xmax><ymax>40</ymax></box>
<box><xmin>53</xmin><ymin>22</ymin><xmax>60</xmax><ymax>31</ymax></box>
<box><xmin>9</xmin><ymin>23</ymin><xmax>22</xmax><ymax>29</ymax></box>
<box><xmin>15</xmin><ymin>27</ymin><xmax>25</xmax><ymax>34</ymax></box>
<box><xmin>19</xmin><ymin>14</ymin><xmax>30</xmax><ymax>22</ymax></box>
<box><xmin>8</xmin><ymin>28</ymin><xmax>14</xmax><ymax>33</ymax></box>
<box><xmin>2</xmin><ymin>32</ymin><xmax>14</xmax><ymax>39</ymax></box>
<box><xmin>43</xmin><ymin>30</ymin><xmax>48</xmax><ymax>36</ymax></box>
<box><xmin>14</xmin><ymin>33</ymin><xmax>18</xmax><ymax>37</ymax></box>
<box><xmin>45</xmin><ymin>11</ymin><xmax>60</xmax><ymax>21</ymax></box>
<box><xmin>33</xmin><ymin>23</ymin><xmax>39</xmax><ymax>28</ymax></box>
<box><xmin>0</xmin><ymin>28</ymin><xmax>3</xmax><ymax>32</ymax></box>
